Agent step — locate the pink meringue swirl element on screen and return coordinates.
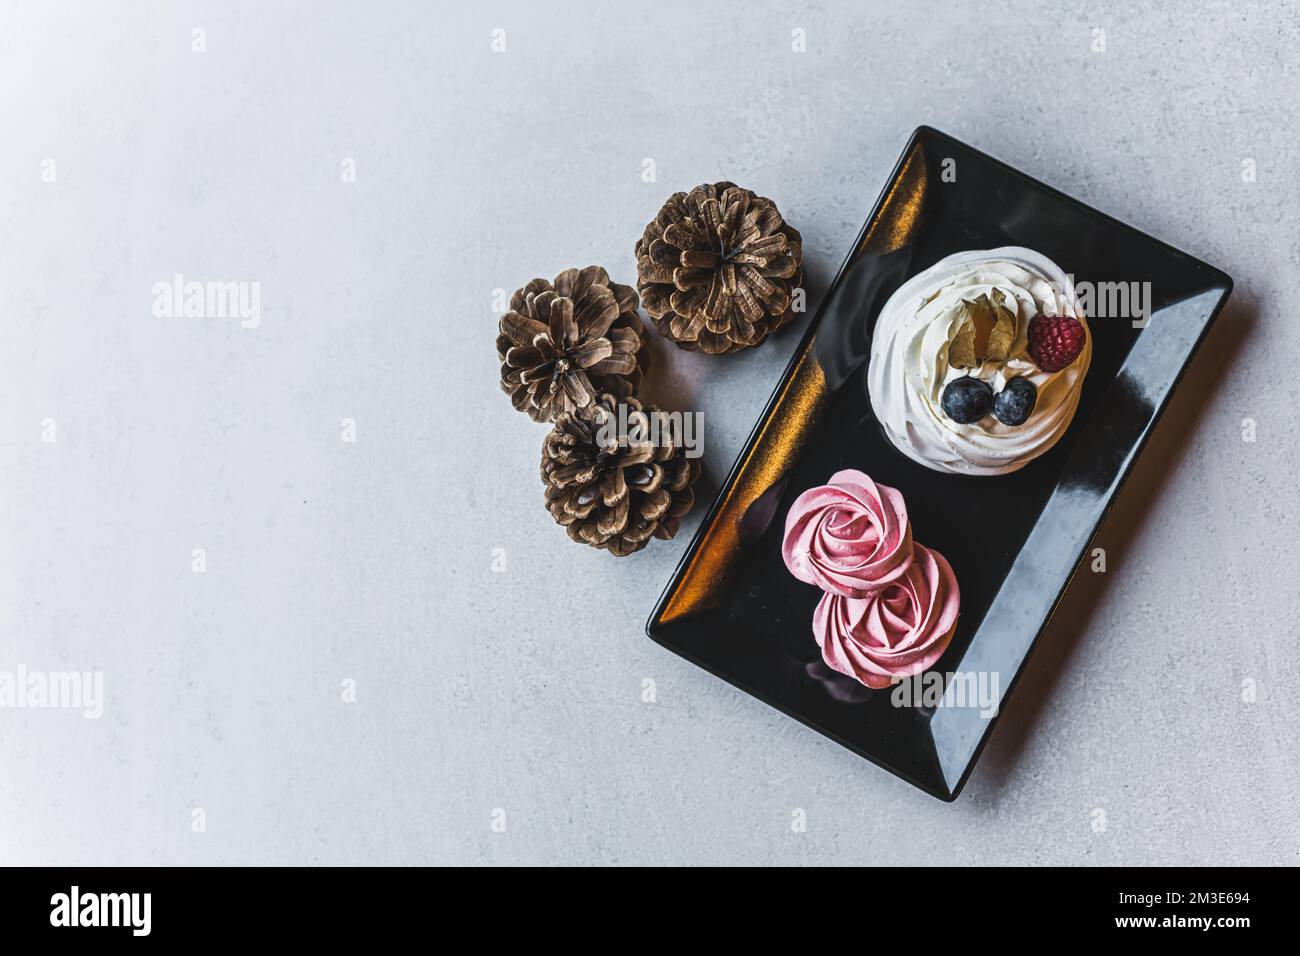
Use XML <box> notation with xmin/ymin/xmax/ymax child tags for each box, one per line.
<box><xmin>811</xmin><ymin>543</ymin><xmax>960</xmax><ymax>689</ymax></box>
<box><xmin>781</xmin><ymin>469</ymin><xmax>913</xmax><ymax>597</ymax></box>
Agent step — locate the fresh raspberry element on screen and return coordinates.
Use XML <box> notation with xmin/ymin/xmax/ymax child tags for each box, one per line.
<box><xmin>1027</xmin><ymin>313</ymin><xmax>1087</xmax><ymax>373</ymax></box>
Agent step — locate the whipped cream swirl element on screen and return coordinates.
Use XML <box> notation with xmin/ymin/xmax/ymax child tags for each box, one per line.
<box><xmin>867</xmin><ymin>248</ymin><xmax>1091</xmax><ymax>476</ymax></box>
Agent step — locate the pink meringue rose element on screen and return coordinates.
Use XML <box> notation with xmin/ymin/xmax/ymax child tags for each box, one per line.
<box><xmin>782</xmin><ymin>469</ymin><xmax>914</xmax><ymax>597</ymax></box>
<box><xmin>812</xmin><ymin>543</ymin><xmax>960</xmax><ymax>689</ymax></box>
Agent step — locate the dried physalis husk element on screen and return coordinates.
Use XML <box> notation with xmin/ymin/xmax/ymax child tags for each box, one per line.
<box><xmin>948</xmin><ymin>308</ymin><xmax>978</xmax><ymax>368</ymax></box>
<box><xmin>947</xmin><ymin>290</ymin><xmax>1018</xmax><ymax>368</ymax></box>
<box><xmin>984</xmin><ymin>288</ymin><xmax>1017</xmax><ymax>362</ymax></box>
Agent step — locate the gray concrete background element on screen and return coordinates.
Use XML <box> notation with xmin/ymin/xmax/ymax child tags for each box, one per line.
<box><xmin>1</xmin><ymin>1</ymin><xmax>1297</xmax><ymax>865</ymax></box>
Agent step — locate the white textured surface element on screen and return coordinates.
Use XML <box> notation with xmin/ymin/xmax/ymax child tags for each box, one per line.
<box><xmin>1</xmin><ymin>0</ymin><xmax>1297</xmax><ymax>865</ymax></box>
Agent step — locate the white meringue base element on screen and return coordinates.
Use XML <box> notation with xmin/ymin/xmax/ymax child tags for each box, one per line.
<box><xmin>866</xmin><ymin>247</ymin><xmax>1092</xmax><ymax>477</ymax></box>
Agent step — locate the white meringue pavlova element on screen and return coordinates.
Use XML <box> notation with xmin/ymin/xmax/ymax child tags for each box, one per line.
<box><xmin>866</xmin><ymin>247</ymin><xmax>1091</xmax><ymax>476</ymax></box>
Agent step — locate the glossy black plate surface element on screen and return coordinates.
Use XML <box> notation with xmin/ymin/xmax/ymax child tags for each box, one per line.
<box><xmin>645</xmin><ymin>126</ymin><xmax>1233</xmax><ymax>800</ymax></box>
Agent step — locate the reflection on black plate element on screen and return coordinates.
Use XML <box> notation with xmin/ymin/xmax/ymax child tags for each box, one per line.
<box><xmin>645</xmin><ymin>126</ymin><xmax>1233</xmax><ymax>800</ymax></box>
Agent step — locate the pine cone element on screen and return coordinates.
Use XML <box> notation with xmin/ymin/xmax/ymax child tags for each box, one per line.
<box><xmin>635</xmin><ymin>182</ymin><xmax>803</xmax><ymax>355</ymax></box>
<box><xmin>542</xmin><ymin>394</ymin><xmax>700</xmax><ymax>557</ymax></box>
<box><xmin>498</xmin><ymin>266</ymin><xmax>651</xmax><ymax>423</ymax></box>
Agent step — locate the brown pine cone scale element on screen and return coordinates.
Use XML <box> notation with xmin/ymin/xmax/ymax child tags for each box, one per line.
<box><xmin>636</xmin><ymin>182</ymin><xmax>803</xmax><ymax>355</ymax></box>
<box><xmin>497</xmin><ymin>266</ymin><xmax>650</xmax><ymax>423</ymax></box>
<box><xmin>542</xmin><ymin>394</ymin><xmax>699</xmax><ymax>557</ymax></box>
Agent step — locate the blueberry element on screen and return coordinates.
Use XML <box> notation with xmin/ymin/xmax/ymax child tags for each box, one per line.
<box><xmin>940</xmin><ymin>376</ymin><xmax>993</xmax><ymax>424</ymax></box>
<box><xmin>993</xmin><ymin>377</ymin><xmax>1037</xmax><ymax>426</ymax></box>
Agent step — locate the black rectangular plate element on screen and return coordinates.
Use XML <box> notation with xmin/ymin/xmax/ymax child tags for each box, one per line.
<box><xmin>645</xmin><ymin>126</ymin><xmax>1233</xmax><ymax>800</ymax></box>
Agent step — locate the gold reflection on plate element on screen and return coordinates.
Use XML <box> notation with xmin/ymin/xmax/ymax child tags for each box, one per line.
<box><xmin>658</xmin><ymin>141</ymin><xmax>929</xmax><ymax>624</ymax></box>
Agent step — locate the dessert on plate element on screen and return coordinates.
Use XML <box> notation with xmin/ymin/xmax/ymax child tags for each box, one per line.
<box><xmin>812</xmin><ymin>542</ymin><xmax>959</xmax><ymax>690</ymax></box>
<box><xmin>782</xmin><ymin>470</ymin><xmax>959</xmax><ymax>689</ymax></box>
<box><xmin>867</xmin><ymin>247</ymin><xmax>1091</xmax><ymax>476</ymax></box>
